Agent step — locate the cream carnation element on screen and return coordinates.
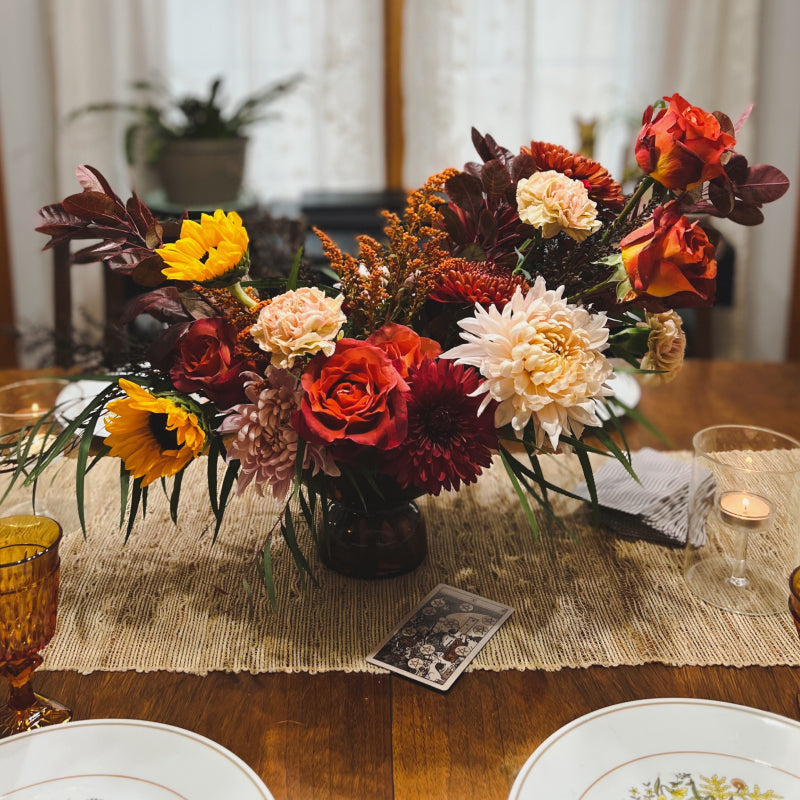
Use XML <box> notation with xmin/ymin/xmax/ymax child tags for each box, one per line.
<box><xmin>443</xmin><ymin>278</ymin><xmax>613</xmax><ymax>449</ymax></box>
<box><xmin>639</xmin><ymin>310</ymin><xmax>686</xmax><ymax>385</ymax></box>
<box><xmin>516</xmin><ymin>170</ymin><xmax>602</xmax><ymax>242</ymax></box>
<box><xmin>250</xmin><ymin>287</ymin><xmax>346</xmax><ymax>369</ymax></box>
<box><xmin>218</xmin><ymin>368</ymin><xmax>338</xmax><ymax>501</ymax></box>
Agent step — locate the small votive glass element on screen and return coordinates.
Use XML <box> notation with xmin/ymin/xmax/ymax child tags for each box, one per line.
<box><xmin>684</xmin><ymin>425</ymin><xmax>800</xmax><ymax>615</ymax></box>
<box><xmin>0</xmin><ymin>379</ymin><xmax>69</xmax><ymax>442</ymax></box>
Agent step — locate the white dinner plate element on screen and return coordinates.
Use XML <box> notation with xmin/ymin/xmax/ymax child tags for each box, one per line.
<box><xmin>0</xmin><ymin>718</ymin><xmax>274</xmax><ymax>799</ymax></box>
<box><xmin>596</xmin><ymin>369</ymin><xmax>641</xmax><ymax>422</ymax></box>
<box><xmin>508</xmin><ymin>697</ymin><xmax>800</xmax><ymax>799</ymax></box>
<box><xmin>55</xmin><ymin>379</ymin><xmax>114</xmax><ymax>438</ymax></box>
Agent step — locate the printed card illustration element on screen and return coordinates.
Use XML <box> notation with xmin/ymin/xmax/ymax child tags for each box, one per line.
<box><xmin>367</xmin><ymin>584</ymin><xmax>513</xmax><ymax>691</ymax></box>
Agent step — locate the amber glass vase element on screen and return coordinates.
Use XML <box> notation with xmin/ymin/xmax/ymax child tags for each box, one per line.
<box><xmin>308</xmin><ymin>471</ymin><xmax>427</xmax><ymax>579</ymax></box>
<box><xmin>319</xmin><ymin>497</ymin><xmax>427</xmax><ymax>579</ymax></box>
<box><xmin>0</xmin><ymin>514</ymin><xmax>71</xmax><ymax>738</ymax></box>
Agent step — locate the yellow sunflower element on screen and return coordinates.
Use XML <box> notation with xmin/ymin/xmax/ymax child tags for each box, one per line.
<box><xmin>104</xmin><ymin>379</ymin><xmax>206</xmax><ymax>487</ymax></box>
<box><xmin>156</xmin><ymin>209</ymin><xmax>250</xmax><ymax>286</ymax></box>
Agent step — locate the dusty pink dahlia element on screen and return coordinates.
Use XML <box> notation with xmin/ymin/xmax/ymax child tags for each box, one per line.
<box><xmin>219</xmin><ymin>368</ymin><xmax>338</xmax><ymax>500</ymax></box>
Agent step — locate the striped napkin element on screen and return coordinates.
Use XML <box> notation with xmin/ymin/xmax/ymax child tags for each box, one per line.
<box><xmin>574</xmin><ymin>448</ymin><xmax>714</xmax><ymax>547</ymax></box>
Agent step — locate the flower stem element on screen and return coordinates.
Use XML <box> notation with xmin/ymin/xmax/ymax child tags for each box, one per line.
<box><xmin>601</xmin><ymin>176</ymin><xmax>655</xmax><ymax>243</ymax></box>
<box><xmin>229</xmin><ymin>281</ymin><xmax>258</xmax><ymax>309</ymax></box>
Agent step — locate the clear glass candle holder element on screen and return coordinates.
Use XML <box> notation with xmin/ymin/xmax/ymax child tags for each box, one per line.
<box><xmin>684</xmin><ymin>425</ymin><xmax>800</xmax><ymax>615</ymax></box>
<box><xmin>0</xmin><ymin>379</ymin><xmax>70</xmax><ymax>440</ymax></box>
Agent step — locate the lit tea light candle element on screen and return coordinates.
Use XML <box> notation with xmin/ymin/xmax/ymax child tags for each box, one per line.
<box><xmin>13</xmin><ymin>402</ymin><xmax>41</xmax><ymax>419</ymax></box>
<box><xmin>718</xmin><ymin>491</ymin><xmax>771</xmax><ymax>529</ymax></box>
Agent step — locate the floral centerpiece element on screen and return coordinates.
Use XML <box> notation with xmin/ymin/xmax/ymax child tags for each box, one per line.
<box><xmin>6</xmin><ymin>93</ymin><xmax>788</xmax><ymax>594</ymax></box>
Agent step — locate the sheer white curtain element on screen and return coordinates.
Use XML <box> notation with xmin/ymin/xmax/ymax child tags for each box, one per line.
<box><xmin>160</xmin><ymin>0</ymin><xmax>385</xmax><ymax>204</ymax></box>
<box><xmin>0</xmin><ymin>0</ymin><xmax>385</xmax><ymax>365</ymax></box>
<box><xmin>0</xmin><ymin>0</ymin><xmax>167</xmax><ymax>365</ymax></box>
<box><xmin>402</xmin><ymin>0</ymin><xmax>768</xmax><ymax>359</ymax></box>
<box><xmin>2</xmin><ymin>0</ymin><xmax>795</xmax><ymax>366</ymax></box>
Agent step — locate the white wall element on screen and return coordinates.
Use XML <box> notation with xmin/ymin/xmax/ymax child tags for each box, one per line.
<box><xmin>748</xmin><ymin>0</ymin><xmax>800</xmax><ymax>360</ymax></box>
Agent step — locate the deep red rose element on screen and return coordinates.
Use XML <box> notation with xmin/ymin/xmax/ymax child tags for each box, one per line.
<box><xmin>169</xmin><ymin>317</ymin><xmax>250</xmax><ymax>407</ymax></box>
<box><xmin>297</xmin><ymin>339</ymin><xmax>409</xmax><ymax>449</ymax></box>
<box><xmin>635</xmin><ymin>93</ymin><xmax>736</xmax><ymax>191</ymax></box>
<box><xmin>620</xmin><ymin>201</ymin><xmax>717</xmax><ymax>308</ymax></box>
<box><xmin>366</xmin><ymin>323</ymin><xmax>441</xmax><ymax>378</ymax></box>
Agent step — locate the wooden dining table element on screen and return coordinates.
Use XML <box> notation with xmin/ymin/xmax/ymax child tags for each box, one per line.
<box><xmin>3</xmin><ymin>359</ymin><xmax>800</xmax><ymax>799</ymax></box>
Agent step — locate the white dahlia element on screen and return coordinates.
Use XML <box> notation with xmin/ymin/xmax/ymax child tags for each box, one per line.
<box><xmin>442</xmin><ymin>278</ymin><xmax>613</xmax><ymax>449</ymax></box>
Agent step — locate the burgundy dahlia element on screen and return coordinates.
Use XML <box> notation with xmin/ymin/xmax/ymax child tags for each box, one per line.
<box><xmin>388</xmin><ymin>359</ymin><xmax>498</xmax><ymax>496</ymax></box>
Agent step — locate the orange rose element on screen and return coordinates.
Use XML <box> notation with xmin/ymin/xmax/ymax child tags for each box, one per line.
<box><xmin>620</xmin><ymin>202</ymin><xmax>717</xmax><ymax>308</ymax></box>
<box><xmin>635</xmin><ymin>93</ymin><xmax>735</xmax><ymax>191</ymax></box>
<box><xmin>297</xmin><ymin>339</ymin><xmax>409</xmax><ymax>449</ymax></box>
<box><xmin>366</xmin><ymin>323</ymin><xmax>441</xmax><ymax>378</ymax></box>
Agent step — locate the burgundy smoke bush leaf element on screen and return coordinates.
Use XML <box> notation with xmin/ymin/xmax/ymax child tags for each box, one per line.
<box><xmin>724</xmin><ymin>153</ymin><xmax>750</xmax><ymax>184</ymax></box>
<box><xmin>445</xmin><ymin>173</ymin><xmax>485</xmax><ymax>221</ymax></box>
<box><xmin>439</xmin><ymin>204</ymin><xmax>468</xmax><ymax>247</ymax></box>
<box><xmin>477</xmin><ymin>207</ymin><xmax>499</xmax><ymax>248</ymax></box>
<box><xmin>35</xmin><ymin>164</ymin><xmax>165</xmax><ymax>283</ymax></box>
<box><xmin>62</xmin><ymin>191</ymin><xmax>121</xmax><ymax>223</ymax></box>
<box><xmin>733</xmin><ymin>103</ymin><xmax>753</xmax><ymax>135</ymax></box>
<box><xmin>75</xmin><ymin>164</ymin><xmax>120</xmax><ymax>200</ymax></box>
<box><xmin>510</xmin><ymin>152</ymin><xmax>536</xmax><ymax>183</ymax></box>
<box><xmin>120</xmin><ymin>286</ymin><xmax>191</xmax><ymax>325</ymax></box>
<box><xmin>728</xmin><ymin>201</ymin><xmax>764</xmax><ymax>226</ymax></box>
<box><xmin>738</xmin><ymin>164</ymin><xmax>790</xmax><ymax>204</ymax></box>
<box><xmin>481</xmin><ymin>159</ymin><xmax>512</xmax><ymax>199</ymax></box>
<box><xmin>133</xmin><ymin>255</ymin><xmax>171</xmax><ymax>286</ymax></box>
<box><xmin>708</xmin><ymin>179</ymin><xmax>734</xmax><ymax>216</ymax></box>
<box><xmin>471</xmin><ymin>127</ymin><xmax>514</xmax><ymax>166</ymax></box>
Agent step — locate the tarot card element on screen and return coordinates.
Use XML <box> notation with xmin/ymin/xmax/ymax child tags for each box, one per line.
<box><xmin>367</xmin><ymin>584</ymin><xmax>514</xmax><ymax>691</ymax></box>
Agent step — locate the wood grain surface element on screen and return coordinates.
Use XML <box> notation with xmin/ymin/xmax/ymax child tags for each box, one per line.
<box><xmin>4</xmin><ymin>360</ymin><xmax>800</xmax><ymax>799</ymax></box>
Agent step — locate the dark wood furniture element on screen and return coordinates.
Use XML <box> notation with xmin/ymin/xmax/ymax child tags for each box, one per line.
<box><xmin>2</xmin><ymin>360</ymin><xmax>800</xmax><ymax>799</ymax></box>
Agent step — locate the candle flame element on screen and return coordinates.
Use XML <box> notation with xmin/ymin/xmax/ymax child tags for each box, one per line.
<box><xmin>742</xmin><ymin>497</ymin><xmax>750</xmax><ymax>515</ymax></box>
<box><xmin>31</xmin><ymin>402</ymin><xmax>39</xmax><ymax>413</ymax></box>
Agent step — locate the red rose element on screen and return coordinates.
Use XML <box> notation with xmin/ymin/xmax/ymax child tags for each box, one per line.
<box><xmin>635</xmin><ymin>93</ymin><xmax>736</xmax><ymax>191</ymax></box>
<box><xmin>297</xmin><ymin>339</ymin><xmax>409</xmax><ymax>449</ymax></box>
<box><xmin>366</xmin><ymin>323</ymin><xmax>441</xmax><ymax>378</ymax></box>
<box><xmin>169</xmin><ymin>317</ymin><xmax>250</xmax><ymax>408</ymax></box>
<box><xmin>620</xmin><ymin>201</ymin><xmax>717</xmax><ymax>308</ymax></box>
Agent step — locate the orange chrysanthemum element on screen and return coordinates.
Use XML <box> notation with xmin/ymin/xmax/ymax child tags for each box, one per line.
<box><xmin>428</xmin><ymin>260</ymin><xmax>529</xmax><ymax>309</ymax></box>
<box><xmin>520</xmin><ymin>141</ymin><xmax>625</xmax><ymax>210</ymax></box>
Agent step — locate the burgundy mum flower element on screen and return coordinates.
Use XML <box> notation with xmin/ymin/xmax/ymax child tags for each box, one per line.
<box><xmin>428</xmin><ymin>260</ymin><xmax>529</xmax><ymax>309</ymax></box>
<box><xmin>389</xmin><ymin>359</ymin><xmax>498</xmax><ymax>496</ymax></box>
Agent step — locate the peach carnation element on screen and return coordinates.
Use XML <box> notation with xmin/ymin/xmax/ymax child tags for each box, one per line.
<box><xmin>516</xmin><ymin>170</ymin><xmax>602</xmax><ymax>242</ymax></box>
<box><xmin>443</xmin><ymin>278</ymin><xmax>613</xmax><ymax>449</ymax></box>
<box><xmin>639</xmin><ymin>310</ymin><xmax>686</xmax><ymax>385</ymax></box>
<box><xmin>250</xmin><ymin>287</ymin><xmax>346</xmax><ymax>369</ymax></box>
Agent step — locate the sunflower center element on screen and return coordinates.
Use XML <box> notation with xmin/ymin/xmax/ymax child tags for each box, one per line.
<box><xmin>148</xmin><ymin>413</ymin><xmax>180</xmax><ymax>451</ymax></box>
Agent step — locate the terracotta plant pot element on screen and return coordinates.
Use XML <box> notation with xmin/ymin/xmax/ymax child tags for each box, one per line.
<box><xmin>158</xmin><ymin>137</ymin><xmax>248</xmax><ymax>207</ymax></box>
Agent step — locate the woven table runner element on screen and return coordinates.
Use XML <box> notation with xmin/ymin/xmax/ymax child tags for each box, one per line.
<box><xmin>2</xmin><ymin>452</ymin><xmax>799</xmax><ymax>675</ymax></box>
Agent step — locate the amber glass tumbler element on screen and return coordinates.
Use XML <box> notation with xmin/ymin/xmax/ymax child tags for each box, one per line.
<box><xmin>0</xmin><ymin>514</ymin><xmax>71</xmax><ymax>737</ymax></box>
